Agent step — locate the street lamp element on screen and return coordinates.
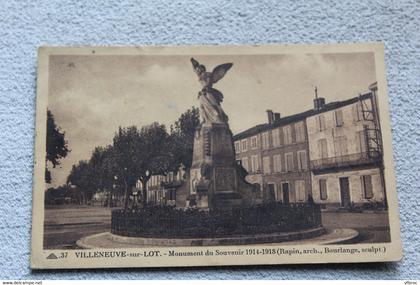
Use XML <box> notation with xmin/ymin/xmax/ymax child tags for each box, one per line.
<box><xmin>144</xmin><ymin>170</ymin><xmax>151</xmax><ymax>205</ymax></box>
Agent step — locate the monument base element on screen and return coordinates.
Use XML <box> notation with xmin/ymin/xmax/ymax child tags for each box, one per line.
<box><xmin>189</xmin><ymin>122</ymin><xmax>254</xmax><ymax>210</ymax></box>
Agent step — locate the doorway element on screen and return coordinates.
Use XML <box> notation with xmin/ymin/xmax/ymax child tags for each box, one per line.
<box><xmin>267</xmin><ymin>183</ymin><xmax>276</xmax><ymax>202</ymax></box>
<box><xmin>339</xmin><ymin>177</ymin><xmax>351</xmax><ymax>208</ymax></box>
<box><xmin>281</xmin><ymin>182</ymin><xmax>290</xmax><ymax>204</ymax></box>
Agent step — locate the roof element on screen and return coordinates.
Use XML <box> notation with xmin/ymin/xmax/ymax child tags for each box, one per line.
<box><xmin>233</xmin><ymin>93</ymin><xmax>373</xmax><ymax>140</ymax></box>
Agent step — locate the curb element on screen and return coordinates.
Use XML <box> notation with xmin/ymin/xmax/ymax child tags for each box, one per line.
<box><xmin>76</xmin><ymin>227</ymin><xmax>360</xmax><ymax>249</ymax></box>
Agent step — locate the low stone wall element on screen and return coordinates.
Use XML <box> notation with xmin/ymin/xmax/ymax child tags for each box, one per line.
<box><xmin>111</xmin><ymin>203</ymin><xmax>322</xmax><ymax>238</ymax></box>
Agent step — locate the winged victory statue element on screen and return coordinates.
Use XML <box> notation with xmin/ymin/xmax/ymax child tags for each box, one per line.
<box><xmin>191</xmin><ymin>58</ymin><xmax>233</xmax><ymax>125</ymax></box>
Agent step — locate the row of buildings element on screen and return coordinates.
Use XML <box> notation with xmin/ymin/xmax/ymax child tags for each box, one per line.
<box><xmin>137</xmin><ymin>82</ymin><xmax>386</xmax><ymax>209</ymax></box>
<box><xmin>233</xmin><ymin>82</ymin><xmax>385</xmax><ymax>208</ymax></box>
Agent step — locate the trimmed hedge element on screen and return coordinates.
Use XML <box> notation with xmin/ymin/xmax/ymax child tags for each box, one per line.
<box><xmin>111</xmin><ymin>203</ymin><xmax>322</xmax><ymax>238</ymax></box>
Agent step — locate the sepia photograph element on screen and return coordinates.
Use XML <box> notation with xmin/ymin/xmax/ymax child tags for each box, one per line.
<box><xmin>31</xmin><ymin>44</ymin><xmax>402</xmax><ymax>269</ymax></box>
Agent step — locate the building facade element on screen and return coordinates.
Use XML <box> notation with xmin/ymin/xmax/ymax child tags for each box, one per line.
<box><xmin>233</xmin><ymin>110</ymin><xmax>312</xmax><ymax>204</ymax></box>
<box><xmin>306</xmin><ymin>84</ymin><xmax>385</xmax><ymax>208</ymax></box>
<box><xmin>233</xmin><ymin>82</ymin><xmax>386</xmax><ymax>209</ymax></box>
<box><xmin>138</xmin><ymin>83</ymin><xmax>386</xmax><ymax>210</ymax></box>
<box><xmin>136</xmin><ymin>167</ymin><xmax>186</xmax><ymax>207</ymax></box>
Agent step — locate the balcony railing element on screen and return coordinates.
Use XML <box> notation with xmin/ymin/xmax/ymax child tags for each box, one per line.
<box><xmin>310</xmin><ymin>151</ymin><xmax>381</xmax><ymax>171</ymax></box>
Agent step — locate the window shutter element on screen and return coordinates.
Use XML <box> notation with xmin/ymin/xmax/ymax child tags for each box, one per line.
<box><xmin>319</xmin><ymin>179</ymin><xmax>327</xmax><ymax>200</ymax></box>
<box><xmin>358</xmin><ymin>131</ymin><xmax>366</xmax><ymax>153</ymax></box>
<box><xmin>335</xmin><ymin>110</ymin><xmax>344</xmax><ymax>126</ymax></box>
<box><xmin>352</xmin><ymin>104</ymin><xmax>361</xmax><ymax>121</ymax></box>
<box><xmin>301</xmin><ymin>151</ymin><xmax>307</xmax><ymax>170</ymax></box>
<box><xmin>363</xmin><ymin>175</ymin><xmax>373</xmax><ymax>199</ymax></box>
<box><xmin>318</xmin><ymin>139</ymin><xmax>328</xmax><ymax>158</ymax></box>
<box><xmin>263</xmin><ymin>156</ymin><xmax>270</xmax><ymax>174</ymax></box>
<box><xmin>296</xmin><ymin>181</ymin><xmax>305</xmax><ymax>201</ymax></box>
<box><xmin>273</xmin><ymin>155</ymin><xmax>281</xmax><ymax>173</ymax></box>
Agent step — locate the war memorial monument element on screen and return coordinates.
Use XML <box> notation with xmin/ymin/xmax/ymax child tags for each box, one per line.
<box><xmin>74</xmin><ymin>58</ymin><xmax>336</xmax><ymax>248</ymax></box>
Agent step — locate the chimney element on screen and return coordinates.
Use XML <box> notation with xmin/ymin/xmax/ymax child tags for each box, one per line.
<box><xmin>313</xmin><ymin>86</ymin><xmax>326</xmax><ymax>111</ymax></box>
<box><xmin>274</xmin><ymin>112</ymin><xmax>281</xmax><ymax>121</ymax></box>
<box><xmin>368</xmin><ymin>82</ymin><xmax>377</xmax><ymax>92</ymax></box>
<box><xmin>266</xmin><ymin>109</ymin><xmax>274</xmax><ymax>124</ymax></box>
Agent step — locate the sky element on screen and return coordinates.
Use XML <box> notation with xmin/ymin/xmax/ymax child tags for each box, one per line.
<box><xmin>48</xmin><ymin>52</ymin><xmax>376</xmax><ymax>187</ymax></box>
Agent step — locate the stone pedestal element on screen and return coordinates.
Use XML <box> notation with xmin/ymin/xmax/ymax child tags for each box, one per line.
<box><xmin>189</xmin><ymin>122</ymin><xmax>253</xmax><ymax>210</ymax></box>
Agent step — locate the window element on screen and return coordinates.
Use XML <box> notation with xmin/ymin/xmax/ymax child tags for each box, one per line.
<box><xmin>357</xmin><ymin>130</ymin><xmax>367</xmax><ymax>153</ymax></box>
<box><xmin>352</xmin><ymin>103</ymin><xmax>362</xmax><ymax>121</ymax></box>
<box><xmin>319</xmin><ymin>179</ymin><xmax>327</xmax><ymax>200</ymax></box>
<box><xmin>253</xmin><ymin>183</ymin><xmax>262</xmax><ymax>198</ymax></box>
<box><xmin>251</xmin><ymin>136</ymin><xmax>258</xmax><ymax>149</ymax></box>
<box><xmin>275</xmin><ymin>184</ymin><xmax>282</xmax><ymax>201</ymax></box>
<box><xmin>296</xmin><ymin>180</ymin><xmax>306</xmax><ymax>202</ymax></box>
<box><xmin>267</xmin><ymin>183</ymin><xmax>276</xmax><ymax>201</ymax></box>
<box><xmin>295</xmin><ymin>122</ymin><xmax>305</xmax><ymax>142</ymax></box>
<box><xmin>263</xmin><ymin>156</ymin><xmax>271</xmax><ymax>174</ymax></box>
<box><xmin>283</xmin><ymin>126</ymin><xmax>292</xmax><ymax>144</ymax></box>
<box><xmin>251</xmin><ymin>155</ymin><xmax>260</xmax><ymax>173</ymax></box>
<box><xmin>362</xmin><ymin>175</ymin><xmax>373</xmax><ymax>199</ymax></box>
<box><xmin>281</xmin><ymin>182</ymin><xmax>290</xmax><ymax>204</ymax></box>
<box><xmin>285</xmin><ymin>152</ymin><xmax>294</xmax><ymax>172</ymax></box>
<box><xmin>318</xmin><ymin>114</ymin><xmax>326</xmax><ymax>131</ymax></box>
<box><xmin>242</xmin><ymin>157</ymin><xmax>249</xmax><ymax>171</ymax></box>
<box><xmin>334</xmin><ymin>136</ymin><xmax>348</xmax><ymax>157</ymax></box>
<box><xmin>318</xmin><ymin>139</ymin><xmax>328</xmax><ymax>159</ymax></box>
<box><xmin>169</xmin><ymin>189</ymin><xmax>176</xmax><ymax>201</ymax></box>
<box><xmin>234</xmin><ymin>141</ymin><xmax>241</xmax><ymax>153</ymax></box>
<box><xmin>273</xmin><ymin>154</ymin><xmax>282</xmax><ymax>173</ymax></box>
<box><xmin>272</xmin><ymin>128</ymin><xmax>281</xmax><ymax>147</ymax></box>
<box><xmin>335</xmin><ymin>109</ymin><xmax>344</xmax><ymax>127</ymax></box>
<box><xmin>297</xmin><ymin>150</ymin><xmax>307</xmax><ymax>171</ymax></box>
<box><xmin>262</xmin><ymin>132</ymin><xmax>270</xmax><ymax>149</ymax></box>
<box><xmin>241</xmin><ymin>139</ymin><xmax>248</xmax><ymax>152</ymax></box>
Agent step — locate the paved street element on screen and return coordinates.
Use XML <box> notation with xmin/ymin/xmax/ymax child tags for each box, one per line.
<box><xmin>44</xmin><ymin>206</ymin><xmax>113</xmax><ymax>249</ymax></box>
<box><xmin>43</xmin><ymin>206</ymin><xmax>391</xmax><ymax>249</ymax></box>
<box><xmin>321</xmin><ymin>210</ymin><xmax>391</xmax><ymax>244</ymax></box>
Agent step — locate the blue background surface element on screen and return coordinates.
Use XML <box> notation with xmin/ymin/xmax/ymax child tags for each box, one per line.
<box><xmin>0</xmin><ymin>0</ymin><xmax>419</xmax><ymax>279</ymax></box>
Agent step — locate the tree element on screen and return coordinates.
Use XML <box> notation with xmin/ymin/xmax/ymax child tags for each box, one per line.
<box><xmin>89</xmin><ymin>146</ymin><xmax>112</xmax><ymax>192</ymax></box>
<box><xmin>46</xmin><ymin>110</ymin><xmax>70</xmax><ymax>183</ymax></box>
<box><xmin>66</xmin><ymin>146</ymin><xmax>119</xmax><ymax>206</ymax></box>
<box><xmin>112</xmin><ymin>123</ymin><xmax>171</xmax><ymax>209</ymax></box>
<box><xmin>63</xmin><ymin>107</ymin><xmax>199</xmax><ymax>208</ymax></box>
<box><xmin>66</xmin><ymin>160</ymin><xmax>95</xmax><ymax>203</ymax></box>
<box><xmin>44</xmin><ymin>185</ymin><xmax>68</xmax><ymax>205</ymax></box>
<box><xmin>169</xmin><ymin>107</ymin><xmax>200</xmax><ymax>170</ymax></box>
<box><xmin>88</xmin><ymin>145</ymin><xmax>120</xmax><ymax>205</ymax></box>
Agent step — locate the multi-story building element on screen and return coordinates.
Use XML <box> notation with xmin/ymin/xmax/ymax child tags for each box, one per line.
<box><xmin>306</xmin><ymin>83</ymin><xmax>385</xmax><ymax>208</ymax></box>
<box><xmin>233</xmin><ymin>82</ymin><xmax>386</xmax><ymax>209</ymax></box>
<box><xmin>136</xmin><ymin>166</ymin><xmax>186</xmax><ymax>207</ymax></box>
<box><xmin>233</xmin><ymin>110</ymin><xmax>312</xmax><ymax>204</ymax></box>
<box><xmin>139</xmin><ymin>83</ymin><xmax>385</xmax><ymax>210</ymax></box>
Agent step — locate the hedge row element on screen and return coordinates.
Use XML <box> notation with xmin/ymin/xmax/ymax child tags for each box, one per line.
<box><xmin>111</xmin><ymin>203</ymin><xmax>322</xmax><ymax>238</ymax></box>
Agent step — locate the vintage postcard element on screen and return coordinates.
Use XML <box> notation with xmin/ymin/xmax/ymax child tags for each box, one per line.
<box><xmin>31</xmin><ymin>43</ymin><xmax>402</xmax><ymax>269</ymax></box>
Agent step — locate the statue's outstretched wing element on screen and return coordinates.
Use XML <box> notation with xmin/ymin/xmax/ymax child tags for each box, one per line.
<box><xmin>191</xmin><ymin>58</ymin><xmax>199</xmax><ymax>69</ymax></box>
<box><xmin>211</xmin><ymin>63</ymin><xmax>233</xmax><ymax>84</ymax></box>
<box><xmin>191</xmin><ymin>58</ymin><xmax>205</xmax><ymax>76</ymax></box>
